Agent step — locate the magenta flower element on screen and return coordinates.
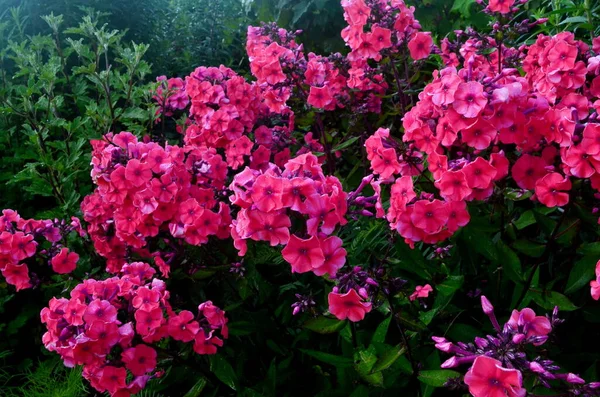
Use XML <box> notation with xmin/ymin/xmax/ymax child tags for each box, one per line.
<box><xmin>464</xmin><ymin>356</ymin><xmax>526</xmax><ymax>397</ymax></box>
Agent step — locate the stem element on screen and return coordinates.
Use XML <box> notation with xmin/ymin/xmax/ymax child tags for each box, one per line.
<box><xmin>388</xmin><ymin>296</ymin><xmax>422</xmax><ymax>397</ymax></box>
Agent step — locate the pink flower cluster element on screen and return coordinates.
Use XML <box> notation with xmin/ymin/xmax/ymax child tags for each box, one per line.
<box><xmin>153</xmin><ymin>76</ymin><xmax>189</xmax><ymax>117</ymax></box>
<box><xmin>0</xmin><ymin>209</ymin><xmax>83</xmax><ymax>290</ymax></box>
<box><xmin>184</xmin><ymin>65</ymin><xmax>293</xmax><ymax>168</ymax></box>
<box><xmin>41</xmin><ymin>262</ymin><xmax>227</xmax><ymax>397</ymax></box>
<box><xmin>229</xmin><ymin>152</ymin><xmax>348</xmax><ymax>276</ymax></box>
<box><xmin>81</xmin><ymin>131</ymin><xmax>231</xmax><ymax>274</ymax></box>
<box><xmin>361</xmin><ymin>29</ymin><xmax>600</xmax><ymax>249</ymax></box>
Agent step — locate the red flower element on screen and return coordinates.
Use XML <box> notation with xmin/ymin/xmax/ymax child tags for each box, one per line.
<box><xmin>134</xmin><ymin>308</ymin><xmax>164</xmax><ymax>337</ymax></box>
<box><xmin>464</xmin><ymin>356</ymin><xmax>526</xmax><ymax>397</ymax></box>
<box><xmin>328</xmin><ymin>288</ymin><xmax>372</xmax><ymax>322</ymax></box>
<box><xmin>463</xmin><ymin>157</ymin><xmax>497</xmax><ymax>189</ymax></box>
<box><xmin>122</xmin><ymin>344</ymin><xmax>157</xmax><ymax>376</ymax></box>
<box><xmin>281</xmin><ymin>234</ymin><xmax>325</xmax><ymax>273</ymax></box>
<box><xmin>1</xmin><ymin>262</ymin><xmax>31</xmax><ymax>291</ymax></box>
<box><xmin>505</xmin><ymin>308</ymin><xmax>552</xmax><ymax>344</ymax></box>
<box><xmin>50</xmin><ymin>248</ymin><xmax>79</xmax><ymax>274</ymax></box>
<box><xmin>437</xmin><ymin>170</ymin><xmax>472</xmax><ymax>202</ymax></box>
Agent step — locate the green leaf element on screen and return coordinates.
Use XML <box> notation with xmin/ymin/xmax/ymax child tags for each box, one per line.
<box><xmin>299</xmin><ymin>349</ymin><xmax>354</xmax><ymax>368</ymax></box>
<box><xmin>513</xmin><ymin>210</ymin><xmax>536</xmax><ymax>230</ymax></box>
<box><xmin>451</xmin><ymin>0</ymin><xmax>475</xmax><ymax>17</ymax></box>
<box><xmin>418</xmin><ymin>370</ymin><xmax>460</xmax><ymax>387</ymax></box>
<box><xmin>565</xmin><ymin>256</ymin><xmax>597</xmax><ymax>294</ymax></box>
<box><xmin>530</xmin><ymin>290</ymin><xmax>578</xmax><ymax>311</ymax></box>
<box><xmin>436</xmin><ymin>275</ymin><xmax>464</xmax><ymax>296</ymax></box>
<box><xmin>578</xmin><ymin>242</ymin><xmax>600</xmax><ymax>256</ymax></box>
<box><xmin>371</xmin><ymin>345</ymin><xmax>406</xmax><ymax>373</ymax></box>
<box><xmin>512</xmin><ymin>240</ymin><xmax>545</xmax><ymax>258</ymax></box>
<box><xmin>183</xmin><ymin>377</ymin><xmax>207</xmax><ymax>397</ymax></box>
<box><xmin>371</xmin><ymin>316</ymin><xmax>391</xmax><ymax>344</ymax></box>
<box><xmin>496</xmin><ymin>242</ymin><xmax>523</xmax><ymax>283</ymax></box>
<box><xmin>332</xmin><ymin>136</ymin><xmax>360</xmax><ymax>152</ymax></box>
<box><xmin>354</xmin><ymin>346</ymin><xmax>384</xmax><ymax>387</ymax></box>
<box><xmin>303</xmin><ymin>316</ymin><xmax>346</xmax><ymax>334</ymax></box>
<box><xmin>559</xmin><ymin>16</ymin><xmax>589</xmax><ymax>24</ymax></box>
<box><xmin>209</xmin><ymin>355</ymin><xmax>238</xmax><ymax>390</ymax></box>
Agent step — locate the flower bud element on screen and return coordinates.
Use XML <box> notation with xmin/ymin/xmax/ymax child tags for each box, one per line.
<box><xmin>529</xmin><ymin>362</ymin><xmax>545</xmax><ymax>373</ymax></box>
<box><xmin>481</xmin><ymin>295</ymin><xmax>494</xmax><ymax>314</ymax></box>
<box><xmin>441</xmin><ymin>356</ymin><xmax>459</xmax><ymax>368</ymax></box>
<box><xmin>566</xmin><ymin>373</ymin><xmax>585</xmax><ymax>384</ymax></box>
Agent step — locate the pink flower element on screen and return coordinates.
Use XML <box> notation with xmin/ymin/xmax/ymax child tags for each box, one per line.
<box><xmin>50</xmin><ymin>248</ymin><xmax>79</xmax><ymax>274</ymax></box>
<box><xmin>411</xmin><ymin>200</ymin><xmax>449</xmax><ymax>234</ymax></box>
<box><xmin>282</xmin><ymin>235</ymin><xmax>325</xmax><ymax>273</ymax></box>
<box><xmin>453</xmin><ymin>82</ymin><xmax>487</xmax><ymax>118</ymax></box>
<box><xmin>121</xmin><ymin>344</ymin><xmax>157</xmax><ymax>376</ymax></box>
<box><xmin>328</xmin><ymin>288</ymin><xmax>372</xmax><ymax>322</ymax></box>
<box><xmin>488</xmin><ymin>0</ymin><xmax>515</xmax><ymax>14</ymax></box>
<box><xmin>125</xmin><ymin>159</ymin><xmax>152</xmax><ymax>187</ymax></box>
<box><xmin>464</xmin><ymin>356</ymin><xmax>526</xmax><ymax>397</ymax></box>
<box><xmin>591</xmin><ymin>260</ymin><xmax>600</xmax><ymax>300</ymax></box>
<box><xmin>409</xmin><ymin>284</ymin><xmax>433</xmax><ymax>301</ymax></box>
<box><xmin>534</xmin><ymin>173</ymin><xmax>571</xmax><ymax>208</ymax></box>
<box><xmin>408</xmin><ymin>32</ymin><xmax>433</xmax><ymax>60</ymax></box>
<box><xmin>307</xmin><ymin>86</ymin><xmax>334</xmax><ymax>109</ymax></box>
<box><xmin>505</xmin><ymin>308</ymin><xmax>552</xmax><ymax>344</ymax></box>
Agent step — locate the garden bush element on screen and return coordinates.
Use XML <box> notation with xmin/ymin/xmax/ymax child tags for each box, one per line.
<box><xmin>0</xmin><ymin>0</ymin><xmax>600</xmax><ymax>396</ymax></box>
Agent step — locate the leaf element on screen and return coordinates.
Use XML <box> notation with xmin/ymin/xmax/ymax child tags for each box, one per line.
<box><xmin>451</xmin><ymin>0</ymin><xmax>475</xmax><ymax>17</ymax></box>
<box><xmin>371</xmin><ymin>316</ymin><xmax>391</xmax><ymax>344</ymax></box>
<box><xmin>354</xmin><ymin>346</ymin><xmax>384</xmax><ymax>387</ymax></box>
<box><xmin>418</xmin><ymin>370</ymin><xmax>460</xmax><ymax>387</ymax></box>
<box><xmin>436</xmin><ymin>275</ymin><xmax>464</xmax><ymax>296</ymax></box>
<box><xmin>512</xmin><ymin>240</ymin><xmax>545</xmax><ymax>258</ymax></box>
<box><xmin>578</xmin><ymin>242</ymin><xmax>600</xmax><ymax>256</ymax></box>
<box><xmin>371</xmin><ymin>345</ymin><xmax>406</xmax><ymax>373</ymax></box>
<box><xmin>332</xmin><ymin>136</ymin><xmax>360</xmax><ymax>152</ymax></box>
<box><xmin>513</xmin><ymin>210</ymin><xmax>536</xmax><ymax>230</ymax></box>
<box><xmin>559</xmin><ymin>16</ymin><xmax>589</xmax><ymax>24</ymax></box>
<box><xmin>303</xmin><ymin>316</ymin><xmax>346</xmax><ymax>334</ymax></box>
<box><xmin>299</xmin><ymin>349</ymin><xmax>354</xmax><ymax>368</ymax></box>
<box><xmin>530</xmin><ymin>290</ymin><xmax>578</xmax><ymax>311</ymax></box>
<box><xmin>565</xmin><ymin>256</ymin><xmax>597</xmax><ymax>294</ymax></box>
<box><xmin>182</xmin><ymin>377</ymin><xmax>207</xmax><ymax>397</ymax></box>
<box><xmin>209</xmin><ymin>355</ymin><xmax>238</xmax><ymax>390</ymax></box>
<box><xmin>496</xmin><ymin>242</ymin><xmax>523</xmax><ymax>283</ymax></box>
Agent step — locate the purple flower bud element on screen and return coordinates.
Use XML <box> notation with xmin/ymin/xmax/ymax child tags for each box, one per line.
<box><xmin>435</xmin><ymin>342</ymin><xmax>454</xmax><ymax>352</ymax></box>
<box><xmin>481</xmin><ymin>296</ymin><xmax>494</xmax><ymax>314</ymax></box>
<box><xmin>432</xmin><ymin>336</ymin><xmax>447</xmax><ymax>343</ymax></box>
<box><xmin>566</xmin><ymin>373</ymin><xmax>585</xmax><ymax>384</ymax></box>
<box><xmin>441</xmin><ymin>356</ymin><xmax>459</xmax><ymax>368</ymax></box>
<box><xmin>474</xmin><ymin>337</ymin><xmax>489</xmax><ymax>349</ymax></box>
<box><xmin>512</xmin><ymin>333</ymin><xmax>526</xmax><ymax>344</ymax></box>
<box><xmin>529</xmin><ymin>361</ymin><xmax>545</xmax><ymax>373</ymax></box>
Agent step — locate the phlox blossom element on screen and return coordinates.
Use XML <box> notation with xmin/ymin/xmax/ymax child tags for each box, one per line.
<box><xmin>328</xmin><ymin>288</ymin><xmax>372</xmax><ymax>322</ymax></box>
<box><xmin>464</xmin><ymin>356</ymin><xmax>526</xmax><ymax>397</ymax></box>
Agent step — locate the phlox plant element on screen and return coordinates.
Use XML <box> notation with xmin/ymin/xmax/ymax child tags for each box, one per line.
<box><xmin>1</xmin><ymin>0</ymin><xmax>600</xmax><ymax>396</ymax></box>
